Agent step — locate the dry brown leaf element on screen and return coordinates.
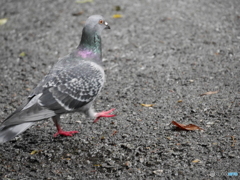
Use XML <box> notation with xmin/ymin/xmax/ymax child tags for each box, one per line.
<box><xmin>231</xmin><ymin>136</ymin><xmax>236</xmax><ymax>147</ymax></box>
<box><xmin>112</xmin><ymin>14</ymin><xmax>123</xmax><ymax>18</ymax></box>
<box><xmin>171</xmin><ymin>121</ymin><xmax>204</xmax><ymax>131</ymax></box>
<box><xmin>0</xmin><ymin>18</ymin><xmax>7</xmax><ymax>25</ymax></box>
<box><xmin>177</xmin><ymin>100</ymin><xmax>183</xmax><ymax>103</ymax></box>
<box><xmin>19</xmin><ymin>52</ymin><xmax>26</xmax><ymax>57</ymax></box>
<box><xmin>111</xmin><ymin>130</ymin><xmax>118</xmax><ymax>136</ymax></box>
<box><xmin>114</xmin><ymin>6</ymin><xmax>121</xmax><ymax>11</ymax></box>
<box><xmin>200</xmin><ymin>90</ymin><xmax>219</xmax><ymax>96</ymax></box>
<box><xmin>30</xmin><ymin>150</ymin><xmax>39</xmax><ymax>155</ymax></box>
<box><xmin>192</xmin><ymin>159</ymin><xmax>201</xmax><ymax>163</ymax></box>
<box><xmin>141</xmin><ymin>103</ymin><xmax>154</xmax><ymax>107</ymax></box>
<box><xmin>166</xmin><ymin>136</ymin><xmax>172</xmax><ymax>140</ymax></box>
<box><xmin>72</xmin><ymin>11</ymin><xmax>84</xmax><ymax>16</ymax></box>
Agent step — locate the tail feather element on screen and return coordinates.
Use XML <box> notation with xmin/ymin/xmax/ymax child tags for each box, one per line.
<box><xmin>0</xmin><ymin>102</ymin><xmax>56</xmax><ymax>144</ymax></box>
<box><xmin>0</xmin><ymin>122</ymin><xmax>35</xmax><ymax>143</ymax></box>
<box><xmin>2</xmin><ymin>103</ymin><xmax>56</xmax><ymax>127</ymax></box>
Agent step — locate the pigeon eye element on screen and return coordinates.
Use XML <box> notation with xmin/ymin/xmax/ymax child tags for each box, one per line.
<box><xmin>99</xmin><ymin>20</ymin><xmax>103</xmax><ymax>24</ymax></box>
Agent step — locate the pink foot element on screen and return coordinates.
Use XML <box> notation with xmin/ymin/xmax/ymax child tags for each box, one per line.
<box><xmin>53</xmin><ymin>130</ymin><xmax>79</xmax><ymax>137</ymax></box>
<box><xmin>93</xmin><ymin>108</ymin><xmax>116</xmax><ymax>123</ymax></box>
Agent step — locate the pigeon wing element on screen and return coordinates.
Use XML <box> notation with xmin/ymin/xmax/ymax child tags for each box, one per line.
<box><xmin>38</xmin><ymin>61</ymin><xmax>105</xmax><ymax>114</ymax></box>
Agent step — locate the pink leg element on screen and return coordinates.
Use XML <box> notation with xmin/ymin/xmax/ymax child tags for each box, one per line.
<box><xmin>53</xmin><ymin>124</ymin><xmax>79</xmax><ymax>137</ymax></box>
<box><xmin>93</xmin><ymin>108</ymin><xmax>116</xmax><ymax>123</ymax></box>
<box><xmin>52</xmin><ymin>116</ymin><xmax>79</xmax><ymax>137</ymax></box>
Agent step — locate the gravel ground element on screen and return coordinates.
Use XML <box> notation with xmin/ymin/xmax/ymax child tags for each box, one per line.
<box><xmin>0</xmin><ymin>0</ymin><xmax>239</xmax><ymax>179</ymax></box>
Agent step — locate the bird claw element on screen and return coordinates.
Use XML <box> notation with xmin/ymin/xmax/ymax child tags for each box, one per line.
<box><xmin>93</xmin><ymin>108</ymin><xmax>116</xmax><ymax>123</ymax></box>
<box><xmin>53</xmin><ymin>130</ymin><xmax>79</xmax><ymax>137</ymax></box>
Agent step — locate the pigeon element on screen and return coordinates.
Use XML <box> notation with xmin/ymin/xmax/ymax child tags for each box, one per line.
<box><xmin>0</xmin><ymin>15</ymin><xmax>116</xmax><ymax>143</ymax></box>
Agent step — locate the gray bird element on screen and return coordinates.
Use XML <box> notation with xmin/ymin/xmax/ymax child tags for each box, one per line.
<box><xmin>0</xmin><ymin>15</ymin><xmax>115</xmax><ymax>143</ymax></box>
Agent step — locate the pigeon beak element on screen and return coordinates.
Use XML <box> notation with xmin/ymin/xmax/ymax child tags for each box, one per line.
<box><xmin>104</xmin><ymin>21</ymin><xmax>110</xmax><ymax>29</ymax></box>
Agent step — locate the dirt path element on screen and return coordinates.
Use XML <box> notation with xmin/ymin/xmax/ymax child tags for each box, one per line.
<box><xmin>0</xmin><ymin>0</ymin><xmax>239</xmax><ymax>179</ymax></box>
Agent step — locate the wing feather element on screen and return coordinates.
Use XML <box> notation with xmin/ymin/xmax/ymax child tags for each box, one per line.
<box><xmin>38</xmin><ymin>61</ymin><xmax>104</xmax><ymax>113</ymax></box>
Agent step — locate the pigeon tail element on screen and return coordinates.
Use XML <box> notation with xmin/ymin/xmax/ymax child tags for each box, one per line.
<box><xmin>0</xmin><ymin>103</ymin><xmax>56</xmax><ymax>143</ymax></box>
<box><xmin>0</xmin><ymin>122</ymin><xmax>35</xmax><ymax>144</ymax></box>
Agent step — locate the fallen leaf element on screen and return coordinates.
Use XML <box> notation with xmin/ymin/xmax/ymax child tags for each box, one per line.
<box><xmin>177</xmin><ymin>100</ymin><xmax>183</xmax><ymax>103</ymax></box>
<box><xmin>19</xmin><ymin>52</ymin><xmax>26</xmax><ymax>57</ymax></box>
<box><xmin>141</xmin><ymin>103</ymin><xmax>154</xmax><ymax>107</ymax></box>
<box><xmin>76</xmin><ymin>0</ymin><xmax>93</xmax><ymax>3</ymax></box>
<box><xmin>111</xmin><ymin>130</ymin><xmax>118</xmax><ymax>136</ymax></box>
<box><xmin>100</xmin><ymin>136</ymin><xmax>105</xmax><ymax>140</ymax></box>
<box><xmin>171</xmin><ymin>121</ymin><xmax>204</xmax><ymax>131</ymax></box>
<box><xmin>166</xmin><ymin>136</ymin><xmax>172</xmax><ymax>140</ymax></box>
<box><xmin>231</xmin><ymin>136</ymin><xmax>236</xmax><ymax>147</ymax></box>
<box><xmin>72</xmin><ymin>11</ymin><xmax>84</xmax><ymax>16</ymax></box>
<box><xmin>192</xmin><ymin>159</ymin><xmax>201</xmax><ymax>163</ymax></box>
<box><xmin>0</xmin><ymin>18</ymin><xmax>7</xmax><ymax>25</ymax></box>
<box><xmin>94</xmin><ymin>164</ymin><xmax>101</xmax><ymax>167</ymax></box>
<box><xmin>114</xmin><ymin>6</ymin><xmax>121</xmax><ymax>11</ymax></box>
<box><xmin>30</xmin><ymin>150</ymin><xmax>39</xmax><ymax>155</ymax></box>
<box><xmin>200</xmin><ymin>90</ymin><xmax>219</xmax><ymax>96</ymax></box>
<box><xmin>112</xmin><ymin>14</ymin><xmax>123</xmax><ymax>18</ymax></box>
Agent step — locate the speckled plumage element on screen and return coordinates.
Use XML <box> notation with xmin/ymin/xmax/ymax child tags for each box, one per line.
<box><xmin>0</xmin><ymin>15</ymin><xmax>115</xmax><ymax>143</ymax></box>
<box><xmin>36</xmin><ymin>59</ymin><xmax>105</xmax><ymax>113</ymax></box>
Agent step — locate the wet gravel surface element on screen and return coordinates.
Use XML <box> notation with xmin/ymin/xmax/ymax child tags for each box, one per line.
<box><xmin>0</xmin><ymin>0</ymin><xmax>239</xmax><ymax>179</ymax></box>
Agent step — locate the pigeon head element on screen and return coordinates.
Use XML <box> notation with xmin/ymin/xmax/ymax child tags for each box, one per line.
<box><xmin>85</xmin><ymin>15</ymin><xmax>110</xmax><ymax>33</ymax></box>
<box><xmin>77</xmin><ymin>15</ymin><xmax>110</xmax><ymax>62</ymax></box>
